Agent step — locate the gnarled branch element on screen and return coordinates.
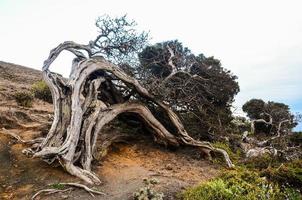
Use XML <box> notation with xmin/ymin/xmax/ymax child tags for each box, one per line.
<box><xmin>26</xmin><ymin>41</ymin><xmax>234</xmax><ymax>184</ymax></box>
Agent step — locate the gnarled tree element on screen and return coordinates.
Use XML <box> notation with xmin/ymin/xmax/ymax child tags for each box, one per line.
<box><xmin>242</xmin><ymin>99</ymin><xmax>297</xmax><ymax>136</ymax></box>
<box><xmin>24</xmin><ymin>15</ymin><xmax>233</xmax><ymax>184</ymax></box>
<box><xmin>241</xmin><ymin>99</ymin><xmax>301</xmax><ymax>160</ymax></box>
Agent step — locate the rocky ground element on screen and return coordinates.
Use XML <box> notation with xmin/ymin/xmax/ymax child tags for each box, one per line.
<box><xmin>0</xmin><ymin>61</ymin><xmax>220</xmax><ymax>200</ymax></box>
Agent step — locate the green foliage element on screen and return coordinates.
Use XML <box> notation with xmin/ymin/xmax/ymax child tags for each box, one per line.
<box><xmin>262</xmin><ymin>159</ymin><xmax>302</xmax><ymax>188</ymax></box>
<box><xmin>212</xmin><ymin>142</ymin><xmax>241</xmax><ymax>163</ymax></box>
<box><xmin>133</xmin><ymin>178</ymin><xmax>164</xmax><ymax>200</ymax></box>
<box><xmin>231</xmin><ymin>116</ymin><xmax>251</xmax><ymax>134</ymax></box>
<box><xmin>242</xmin><ymin>99</ymin><xmax>266</xmax><ymax>119</ymax></box>
<box><xmin>14</xmin><ymin>91</ymin><xmax>34</xmax><ymax>107</ymax></box>
<box><xmin>183</xmin><ymin>179</ymin><xmax>233</xmax><ymax>200</ymax></box>
<box><xmin>242</xmin><ymin>99</ymin><xmax>297</xmax><ymax>134</ymax></box>
<box><xmin>31</xmin><ymin>80</ymin><xmax>52</xmax><ymax>103</ymax></box>
<box><xmin>50</xmin><ymin>183</ymin><xmax>65</xmax><ymax>190</ymax></box>
<box><xmin>138</xmin><ymin>40</ymin><xmax>239</xmax><ymax>139</ymax></box>
<box><xmin>182</xmin><ymin>167</ymin><xmax>301</xmax><ymax>200</ymax></box>
<box><xmin>243</xmin><ymin>153</ymin><xmax>278</xmax><ymax>170</ymax></box>
<box><xmin>283</xmin><ymin>187</ymin><xmax>302</xmax><ymax>200</ymax></box>
<box><xmin>290</xmin><ymin>132</ymin><xmax>302</xmax><ymax>145</ymax></box>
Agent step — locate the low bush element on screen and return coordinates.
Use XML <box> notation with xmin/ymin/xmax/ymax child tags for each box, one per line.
<box><xmin>243</xmin><ymin>153</ymin><xmax>280</xmax><ymax>170</ymax></box>
<box><xmin>133</xmin><ymin>178</ymin><xmax>164</xmax><ymax>200</ymax></box>
<box><xmin>31</xmin><ymin>80</ymin><xmax>52</xmax><ymax>103</ymax></box>
<box><xmin>290</xmin><ymin>132</ymin><xmax>302</xmax><ymax>145</ymax></box>
<box><xmin>14</xmin><ymin>91</ymin><xmax>34</xmax><ymax>107</ymax></box>
<box><xmin>182</xmin><ymin>167</ymin><xmax>301</xmax><ymax>200</ymax></box>
<box><xmin>50</xmin><ymin>183</ymin><xmax>65</xmax><ymax>190</ymax></box>
<box><xmin>212</xmin><ymin>142</ymin><xmax>241</xmax><ymax>164</ymax></box>
<box><xmin>262</xmin><ymin>159</ymin><xmax>302</xmax><ymax>189</ymax></box>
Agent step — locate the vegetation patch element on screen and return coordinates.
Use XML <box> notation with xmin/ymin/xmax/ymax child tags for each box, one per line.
<box><xmin>243</xmin><ymin>152</ymin><xmax>279</xmax><ymax>170</ymax></box>
<box><xmin>31</xmin><ymin>80</ymin><xmax>52</xmax><ymax>103</ymax></box>
<box><xmin>213</xmin><ymin>142</ymin><xmax>241</xmax><ymax>164</ymax></box>
<box><xmin>133</xmin><ymin>178</ymin><xmax>164</xmax><ymax>200</ymax></box>
<box><xmin>50</xmin><ymin>183</ymin><xmax>65</xmax><ymax>190</ymax></box>
<box><xmin>182</xmin><ymin>167</ymin><xmax>301</xmax><ymax>200</ymax></box>
<box><xmin>290</xmin><ymin>132</ymin><xmax>302</xmax><ymax>145</ymax></box>
<box><xmin>14</xmin><ymin>91</ymin><xmax>34</xmax><ymax>107</ymax></box>
<box><xmin>262</xmin><ymin>159</ymin><xmax>302</xmax><ymax>188</ymax></box>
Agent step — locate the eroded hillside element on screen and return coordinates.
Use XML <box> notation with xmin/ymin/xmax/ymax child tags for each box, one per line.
<box><xmin>0</xmin><ymin>61</ymin><xmax>220</xmax><ymax>199</ymax></box>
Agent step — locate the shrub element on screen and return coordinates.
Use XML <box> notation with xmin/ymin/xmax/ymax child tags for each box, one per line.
<box><xmin>262</xmin><ymin>159</ymin><xmax>302</xmax><ymax>188</ymax></box>
<box><xmin>182</xmin><ymin>167</ymin><xmax>301</xmax><ymax>200</ymax></box>
<box><xmin>212</xmin><ymin>142</ymin><xmax>241</xmax><ymax>164</ymax></box>
<box><xmin>14</xmin><ymin>91</ymin><xmax>34</xmax><ymax>107</ymax></box>
<box><xmin>50</xmin><ymin>183</ymin><xmax>65</xmax><ymax>190</ymax></box>
<box><xmin>243</xmin><ymin>153</ymin><xmax>278</xmax><ymax>170</ymax></box>
<box><xmin>290</xmin><ymin>132</ymin><xmax>302</xmax><ymax>145</ymax></box>
<box><xmin>182</xmin><ymin>178</ymin><xmax>234</xmax><ymax>200</ymax></box>
<box><xmin>31</xmin><ymin>80</ymin><xmax>52</xmax><ymax>103</ymax></box>
<box><xmin>283</xmin><ymin>187</ymin><xmax>302</xmax><ymax>200</ymax></box>
<box><xmin>133</xmin><ymin>178</ymin><xmax>164</xmax><ymax>200</ymax></box>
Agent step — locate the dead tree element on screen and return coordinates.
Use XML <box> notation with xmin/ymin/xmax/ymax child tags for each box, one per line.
<box><xmin>24</xmin><ymin>16</ymin><xmax>233</xmax><ymax>184</ymax></box>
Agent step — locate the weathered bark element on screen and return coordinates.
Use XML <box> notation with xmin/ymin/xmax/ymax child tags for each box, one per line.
<box><xmin>32</xmin><ymin>182</ymin><xmax>105</xmax><ymax>200</ymax></box>
<box><xmin>276</xmin><ymin>119</ymin><xmax>290</xmax><ymax>137</ymax></box>
<box><xmin>241</xmin><ymin>117</ymin><xmax>293</xmax><ymax>160</ymax></box>
<box><xmin>26</xmin><ymin>41</ymin><xmax>233</xmax><ymax>184</ymax></box>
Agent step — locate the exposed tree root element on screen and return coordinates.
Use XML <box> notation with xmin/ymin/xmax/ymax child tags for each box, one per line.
<box><xmin>58</xmin><ymin>183</ymin><xmax>106</xmax><ymax>196</ymax></box>
<box><xmin>31</xmin><ymin>188</ymin><xmax>73</xmax><ymax>200</ymax></box>
<box><xmin>31</xmin><ymin>182</ymin><xmax>105</xmax><ymax>199</ymax></box>
<box><xmin>1</xmin><ymin>128</ymin><xmax>44</xmax><ymax>145</ymax></box>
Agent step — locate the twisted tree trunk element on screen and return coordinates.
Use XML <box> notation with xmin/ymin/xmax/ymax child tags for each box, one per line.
<box><xmin>26</xmin><ymin>41</ymin><xmax>233</xmax><ymax>184</ymax></box>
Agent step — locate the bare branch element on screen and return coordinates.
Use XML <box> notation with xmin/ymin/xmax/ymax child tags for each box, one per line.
<box><xmin>1</xmin><ymin>128</ymin><xmax>44</xmax><ymax>145</ymax></box>
<box><xmin>277</xmin><ymin>119</ymin><xmax>290</xmax><ymax>137</ymax></box>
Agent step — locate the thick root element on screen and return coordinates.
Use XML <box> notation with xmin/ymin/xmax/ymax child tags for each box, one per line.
<box><xmin>32</xmin><ymin>188</ymin><xmax>73</xmax><ymax>200</ymax></box>
<box><xmin>31</xmin><ymin>182</ymin><xmax>105</xmax><ymax>199</ymax></box>
<box><xmin>60</xmin><ymin>159</ymin><xmax>101</xmax><ymax>185</ymax></box>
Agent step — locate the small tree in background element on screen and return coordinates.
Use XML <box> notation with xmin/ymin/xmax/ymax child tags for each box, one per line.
<box><xmin>242</xmin><ymin>99</ymin><xmax>297</xmax><ymax>136</ymax></box>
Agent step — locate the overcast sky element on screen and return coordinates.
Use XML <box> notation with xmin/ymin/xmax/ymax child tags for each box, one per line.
<box><xmin>0</xmin><ymin>0</ymin><xmax>301</xmax><ymax>130</ymax></box>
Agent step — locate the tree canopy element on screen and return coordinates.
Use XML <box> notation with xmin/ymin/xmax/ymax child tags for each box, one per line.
<box><xmin>137</xmin><ymin>40</ymin><xmax>240</xmax><ymax>140</ymax></box>
<box><xmin>242</xmin><ymin>99</ymin><xmax>297</xmax><ymax>135</ymax></box>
